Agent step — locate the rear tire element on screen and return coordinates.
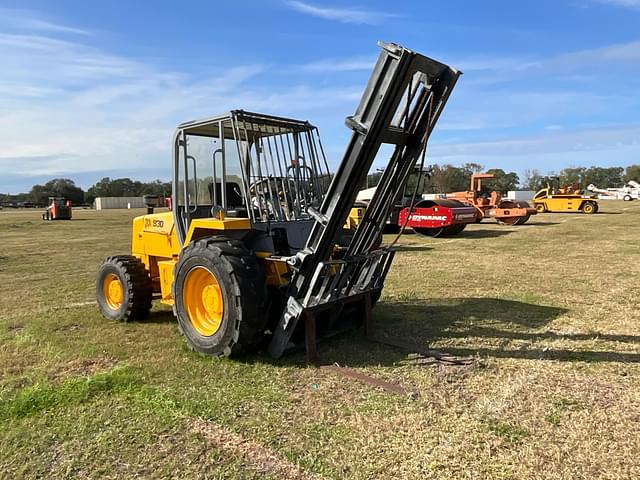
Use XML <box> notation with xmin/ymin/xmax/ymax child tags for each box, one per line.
<box><xmin>535</xmin><ymin>203</ymin><xmax>546</xmax><ymax>213</ymax></box>
<box><xmin>173</xmin><ymin>238</ymin><xmax>268</xmax><ymax>357</ymax></box>
<box><xmin>623</xmin><ymin>195</ymin><xmax>632</xmax><ymax>202</ymax></box>
<box><xmin>96</xmin><ymin>255</ymin><xmax>152</xmax><ymax>322</ymax></box>
<box><xmin>582</xmin><ymin>201</ymin><xmax>596</xmax><ymax>214</ymax></box>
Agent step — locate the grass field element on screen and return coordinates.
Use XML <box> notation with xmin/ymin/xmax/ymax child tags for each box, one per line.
<box><xmin>1</xmin><ymin>202</ymin><xmax>639</xmax><ymax>479</ymax></box>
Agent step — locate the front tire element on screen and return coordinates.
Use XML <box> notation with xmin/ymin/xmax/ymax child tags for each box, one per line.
<box><xmin>96</xmin><ymin>256</ymin><xmax>152</xmax><ymax>321</ymax></box>
<box><xmin>173</xmin><ymin>238</ymin><xmax>268</xmax><ymax>357</ymax></box>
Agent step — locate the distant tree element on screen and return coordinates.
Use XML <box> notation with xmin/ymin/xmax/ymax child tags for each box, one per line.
<box><xmin>138</xmin><ymin>180</ymin><xmax>172</xmax><ymax>197</ymax></box>
<box><xmin>85</xmin><ymin>177</ymin><xmax>113</xmax><ymax>203</ymax></box>
<box><xmin>522</xmin><ymin>169</ymin><xmax>542</xmax><ymax>190</ymax></box>
<box><xmin>557</xmin><ymin>166</ymin><xmax>623</xmax><ymax>189</ymax></box>
<box><xmin>86</xmin><ymin>177</ymin><xmax>171</xmax><ymax>203</ymax></box>
<box><xmin>29</xmin><ymin>178</ymin><xmax>84</xmax><ymax>206</ymax></box>
<box><xmin>624</xmin><ymin>165</ymin><xmax>640</xmax><ymax>183</ymax></box>
<box><xmin>484</xmin><ymin>168</ymin><xmax>519</xmax><ymax>193</ymax></box>
<box><xmin>462</xmin><ymin>162</ymin><xmax>484</xmax><ymax>175</ymax></box>
<box><xmin>558</xmin><ymin>167</ymin><xmax>586</xmax><ymax>187</ymax></box>
<box><xmin>426</xmin><ymin>163</ymin><xmax>485</xmax><ymax>193</ymax></box>
<box><xmin>0</xmin><ymin>192</ymin><xmax>30</xmax><ymax>206</ymax></box>
<box><xmin>585</xmin><ymin>167</ymin><xmax>624</xmax><ymax>188</ymax></box>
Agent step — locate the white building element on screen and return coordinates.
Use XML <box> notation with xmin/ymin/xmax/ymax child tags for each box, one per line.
<box><xmin>94</xmin><ymin>197</ymin><xmax>146</xmax><ymax>210</ymax></box>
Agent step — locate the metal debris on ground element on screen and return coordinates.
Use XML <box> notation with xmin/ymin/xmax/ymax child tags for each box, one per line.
<box><xmin>320</xmin><ymin>363</ymin><xmax>419</xmax><ymax>400</ymax></box>
<box><xmin>372</xmin><ymin>334</ymin><xmax>474</xmax><ymax>367</ymax></box>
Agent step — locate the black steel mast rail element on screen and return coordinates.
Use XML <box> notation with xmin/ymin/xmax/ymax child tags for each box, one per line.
<box><xmin>267</xmin><ymin>42</ymin><xmax>461</xmax><ymax>358</ymax></box>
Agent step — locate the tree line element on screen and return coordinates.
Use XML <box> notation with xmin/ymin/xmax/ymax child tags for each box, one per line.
<box><xmin>363</xmin><ymin>164</ymin><xmax>640</xmax><ymax>195</ymax></box>
<box><xmin>521</xmin><ymin>165</ymin><xmax>640</xmax><ymax>191</ymax></box>
<box><xmin>364</xmin><ymin>163</ymin><xmax>521</xmax><ymax>194</ymax></box>
<box><xmin>2</xmin><ymin>164</ymin><xmax>640</xmax><ymax>207</ymax></box>
<box><xmin>0</xmin><ymin>177</ymin><xmax>172</xmax><ymax>207</ymax></box>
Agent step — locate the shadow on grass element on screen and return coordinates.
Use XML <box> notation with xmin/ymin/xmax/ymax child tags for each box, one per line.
<box><xmin>520</xmin><ymin>221</ymin><xmax>561</xmax><ymax>226</ymax></box>
<box><xmin>299</xmin><ymin>298</ymin><xmax>640</xmax><ymax>366</ymax></box>
<box><xmin>391</xmin><ymin>245</ymin><xmax>433</xmax><ymax>252</ymax></box>
<box><xmin>456</xmin><ymin>229</ymin><xmax>513</xmax><ymax>239</ymax></box>
<box><xmin>139</xmin><ymin>297</ymin><xmax>640</xmax><ymax>367</ymax></box>
<box><xmin>143</xmin><ymin>310</ymin><xmax>176</xmax><ymax>324</ymax></box>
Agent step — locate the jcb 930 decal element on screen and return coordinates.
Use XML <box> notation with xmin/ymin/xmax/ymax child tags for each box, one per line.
<box><xmin>145</xmin><ymin>218</ymin><xmax>165</xmax><ymax>229</ymax></box>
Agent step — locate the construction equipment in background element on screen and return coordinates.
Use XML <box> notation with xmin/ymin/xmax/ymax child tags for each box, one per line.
<box><xmin>397</xmin><ymin>199</ymin><xmax>477</xmax><ymax>236</ymax></box>
<box><xmin>355</xmin><ymin>166</ymin><xmax>477</xmax><ymax>237</ymax></box>
<box><xmin>95</xmin><ymin>41</ymin><xmax>461</xmax><ymax>359</ymax></box>
<box><xmin>587</xmin><ymin>181</ymin><xmax>640</xmax><ymax>201</ymax></box>
<box><xmin>446</xmin><ymin>173</ymin><xmax>536</xmax><ymax>225</ymax></box>
<box><xmin>42</xmin><ymin>197</ymin><xmax>72</xmax><ymax>220</ymax></box>
<box><xmin>533</xmin><ymin>183</ymin><xmax>599</xmax><ymax>213</ymax></box>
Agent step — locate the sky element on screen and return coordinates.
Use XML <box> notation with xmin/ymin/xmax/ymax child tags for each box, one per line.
<box><xmin>1</xmin><ymin>0</ymin><xmax>640</xmax><ymax>193</ymax></box>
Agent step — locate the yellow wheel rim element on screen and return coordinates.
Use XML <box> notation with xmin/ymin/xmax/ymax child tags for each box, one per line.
<box><xmin>183</xmin><ymin>266</ymin><xmax>224</xmax><ymax>337</ymax></box>
<box><xmin>103</xmin><ymin>273</ymin><xmax>123</xmax><ymax>310</ymax></box>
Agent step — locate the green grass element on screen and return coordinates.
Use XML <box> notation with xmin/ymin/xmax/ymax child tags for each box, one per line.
<box><xmin>1</xmin><ymin>203</ymin><xmax>639</xmax><ymax>479</ymax></box>
<box><xmin>486</xmin><ymin>418</ymin><xmax>530</xmax><ymax>443</ymax></box>
<box><xmin>0</xmin><ymin>367</ymin><xmax>139</xmax><ymax>421</ymax></box>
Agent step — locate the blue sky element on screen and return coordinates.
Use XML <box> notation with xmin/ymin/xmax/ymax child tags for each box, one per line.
<box><xmin>1</xmin><ymin>0</ymin><xmax>639</xmax><ymax>193</ymax></box>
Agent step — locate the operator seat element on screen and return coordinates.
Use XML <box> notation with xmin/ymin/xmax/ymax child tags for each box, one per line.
<box><xmin>208</xmin><ymin>182</ymin><xmax>249</xmax><ymax>218</ymax></box>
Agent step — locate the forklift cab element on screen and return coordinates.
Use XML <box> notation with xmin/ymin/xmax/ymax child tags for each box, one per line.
<box><xmin>172</xmin><ymin>111</ymin><xmax>332</xmax><ymax>249</ymax></box>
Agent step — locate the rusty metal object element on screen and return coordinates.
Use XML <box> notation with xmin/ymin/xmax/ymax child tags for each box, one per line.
<box><xmin>303</xmin><ymin>291</ymin><xmax>471</xmax><ymax>399</ymax></box>
<box><xmin>369</xmin><ymin>334</ymin><xmax>474</xmax><ymax>366</ymax></box>
<box><xmin>320</xmin><ymin>363</ymin><xmax>417</xmax><ymax>398</ymax></box>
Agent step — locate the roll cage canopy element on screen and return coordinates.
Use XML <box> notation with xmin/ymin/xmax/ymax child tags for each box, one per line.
<box><xmin>172</xmin><ymin>110</ymin><xmax>332</xmax><ymax>244</ymax></box>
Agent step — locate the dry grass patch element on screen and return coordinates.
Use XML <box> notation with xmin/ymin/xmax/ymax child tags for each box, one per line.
<box><xmin>191</xmin><ymin>417</ymin><xmax>323</xmax><ymax>480</ymax></box>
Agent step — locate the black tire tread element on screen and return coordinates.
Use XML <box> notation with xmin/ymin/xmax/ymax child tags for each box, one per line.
<box><xmin>97</xmin><ymin>255</ymin><xmax>153</xmax><ymax>321</ymax></box>
<box><xmin>173</xmin><ymin>237</ymin><xmax>268</xmax><ymax>357</ymax></box>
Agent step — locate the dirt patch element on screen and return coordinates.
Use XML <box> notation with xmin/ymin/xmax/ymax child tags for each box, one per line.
<box><xmin>190</xmin><ymin>417</ymin><xmax>323</xmax><ymax>480</ymax></box>
<box><xmin>49</xmin><ymin>355</ymin><xmax>118</xmax><ymax>380</ymax></box>
<box><xmin>7</xmin><ymin>324</ymin><xmax>24</xmax><ymax>333</ymax></box>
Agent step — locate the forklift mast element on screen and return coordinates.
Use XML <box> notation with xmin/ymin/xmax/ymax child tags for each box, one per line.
<box><xmin>268</xmin><ymin>42</ymin><xmax>461</xmax><ymax>357</ymax></box>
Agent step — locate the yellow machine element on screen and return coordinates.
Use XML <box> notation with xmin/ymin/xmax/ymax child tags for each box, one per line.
<box><xmin>532</xmin><ymin>184</ymin><xmax>599</xmax><ymax>214</ymax></box>
<box><xmin>95</xmin><ymin>42</ymin><xmax>461</xmax><ymax>358</ymax></box>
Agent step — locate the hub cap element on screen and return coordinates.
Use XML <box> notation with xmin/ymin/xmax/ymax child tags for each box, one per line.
<box><xmin>104</xmin><ymin>273</ymin><xmax>123</xmax><ymax>310</ymax></box>
<box><xmin>184</xmin><ymin>266</ymin><xmax>224</xmax><ymax>336</ymax></box>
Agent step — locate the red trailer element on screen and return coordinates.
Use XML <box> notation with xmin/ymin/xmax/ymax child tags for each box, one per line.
<box><xmin>397</xmin><ymin>199</ymin><xmax>478</xmax><ymax>237</ymax></box>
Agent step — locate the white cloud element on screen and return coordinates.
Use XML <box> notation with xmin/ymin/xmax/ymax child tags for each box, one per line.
<box><xmin>284</xmin><ymin>1</ymin><xmax>399</xmax><ymax>24</ymax></box>
<box><xmin>301</xmin><ymin>56</ymin><xmax>375</xmax><ymax>72</ymax></box>
<box><xmin>591</xmin><ymin>0</ymin><xmax>640</xmax><ymax>9</ymax></box>
<box><xmin>0</xmin><ymin>8</ymin><xmax>90</xmax><ymax>35</ymax></box>
<box><xmin>0</xmin><ymin>15</ymin><xmax>366</xmax><ymax>190</ymax></box>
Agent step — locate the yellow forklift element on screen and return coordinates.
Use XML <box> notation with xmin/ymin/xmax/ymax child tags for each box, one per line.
<box><xmin>95</xmin><ymin>42</ymin><xmax>461</xmax><ymax>359</ymax></box>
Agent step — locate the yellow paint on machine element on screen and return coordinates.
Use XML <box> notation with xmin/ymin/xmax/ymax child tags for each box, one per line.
<box><xmin>345</xmin><ymin>206</ymin><xmax>365</xmax><ymax>229</ymax></box>
<box><xmin>157</xmin><ymin>259</ymin><xmax>177</xmax><ymax>305</ymax></box>
<box><xmin>256</xmin><ymin>252</ymin><xmax>290</xmax><ymax>286</ymax></box>
<box><xmin>130</xmin><ymin>212</ymin><xmax>289</xmax><ymax>304</ymax></box>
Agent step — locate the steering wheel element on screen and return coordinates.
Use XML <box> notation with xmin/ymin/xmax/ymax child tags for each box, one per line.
<box><xmin>249</xmin><ymin>178</ymin><xmax>292</xmax><ymax>220</ymax></box>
